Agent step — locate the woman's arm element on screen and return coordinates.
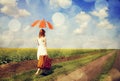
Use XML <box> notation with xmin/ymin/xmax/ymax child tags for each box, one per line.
<box><xmin>37</xmin><ymin>38</ymin><xmax>39</xmax><ymax>46</ymax></box>
<box><xmin>37</xmin><ymin>53</ymin><xmax>39</xmax><ymax>60</ymax></box>
<box><xmin>44</xmin><ymin>37</ymin><xmax>47</xmax><ymax>47</ymax></box>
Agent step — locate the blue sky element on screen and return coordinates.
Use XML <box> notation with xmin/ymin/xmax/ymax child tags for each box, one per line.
<box><xmin>0</xmin><ymin>0</ymin><xmax>120</xmax><ymax>48</ymax></box>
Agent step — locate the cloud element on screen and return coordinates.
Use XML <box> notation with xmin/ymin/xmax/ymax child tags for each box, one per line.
<box><xmin>0</xmin><ymin>30</ymin><xmax>14</xmax><ymax>47</ymax></box>
<box><xmin>82</xmin><ymin>36</ymin><xmax>119</xmax><ymax>49</ymax></box>
<box><xmin>0</xmin><ymin>0</ymin><xmax>119</xmax><ymax>48</ymax></box>
<box><xmin>68</xmin><ymin>5</ymin><xmax>82</xmax><ymax>16</ymax></box>
<box><xmin>58</xmin><ymin>0</ymin><xmax>72</xmax><ymax>9</ymax></box>
<box><xmin>0</xmin><ymin>25</ymin><xmax>38</xmax><ymax>48</ymax></box>
<box><xmin>75</xmin><ymin>12</ymin><xmax>91</xmax><ymax>24</ymax></box>
<box><xmin>19</xmin><ymin>9</ymin><xmax>31</xmax><ymax>17</ymax></box>
<box><xmin>49</xmin><ymin>0</ymin><xmax>72</xmax><ymax>9</ymax></box>
<box><xmin>73</xmin><ymin>11</ymin><xmax>91</xmax><ymax>34</ymax></box>
<box><xmin>97</xmin><ymin>19</ymin><xmax>113</xmax><ymax>29</ymax></box>
<box><xmin>9</xmin><ymin>38</ymin><xmax>36</xmax><ymax>48</ymax></box>
<box><xmin>0</xmin><ymin>16</ymin><xmax>10</xmax><ymax>28</ymax></box>
<box><xmin>95</xmin><ymin>0</ymin><xmax>108</xmax><ymax>10</ymax></box>
<box><xmin>25</xmin><ymin>0</ymin><xmax>32</xmax><ymax>5</ymax></box>
<box><xmin>0</xmin><ymin>0</ymin><xmax>31</xmax><ymax>18</ymax></box>
<box><xmin>72</xmin><ymin>4</ymin><xmax>117</xmax><ymax>48</ymax></box>
<box><xmin>73</xmin><ymin>22</ymin><xmax>88</xmax><ymax>34</ymax></box>
<box><xmin>0</xmin><ymin>0</ymin><xmax>17</xmax><ymax>6</ymax></box>
<box><xmin>23</xmin><ymin>25</ymin><xmax>31</xmax><ymax>32</ymax></box>
<box><xmin>91</xmin><ymin>7</ymin><xmax>108</xmax><ymax>19</ymax></box>
<box><xmin>91</xmin><ymin>7</ymin><xmax>114</xmax><ymax>29</ymax></box>
<box><xmin>52</xmin><ymin>12</ymin><xmax>66</xmax><ymax>26</ymax></box>
<box><xmin>8</xmin><ymin>19</ymin><xmax>21</xmax><ymax>32</ymax></box>
<box><xmin>48</xmin><ymin>38</ymin><xmax>65</xmax><ymax>48</ymax></box>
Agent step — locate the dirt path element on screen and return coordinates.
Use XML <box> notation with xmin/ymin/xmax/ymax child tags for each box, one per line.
<box><xmin>107</xmin><ymin>50</ymin><xmax>120</xmax><ymax>81</ymax></box>
<box><xmin>56</xmin><ymin>51</ymin><xmax>115</xmax><ymax>81</ymax></box>
<box><xmin>0</xmin><ymin>53</ymin><xmax>94</xmax><ymax>78</ymax></box>
<box><xmin>113</xmin><ymin>50</ymin><xmax>120</xmax><ymax>71</ymax></box>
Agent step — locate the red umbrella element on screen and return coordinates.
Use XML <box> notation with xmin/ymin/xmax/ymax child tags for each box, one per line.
<box><xmin>31</xmin><ymin>19</ymin><xmax>53</xmax><ymax>30</ymax></box>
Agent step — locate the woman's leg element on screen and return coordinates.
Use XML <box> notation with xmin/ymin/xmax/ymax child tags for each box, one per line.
<box><xmin>35</xmin><ymin>68</ymin><xmax>41</xmax><ymax>75</ymax></box>
<box><xmin>35</xmin><ymin>56</ymin><xmax>42</xmax><ymax>75</ymax></box>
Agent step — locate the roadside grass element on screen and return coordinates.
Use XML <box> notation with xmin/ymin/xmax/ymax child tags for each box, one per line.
<box><xmin>0</xmin><ymin>51</ymin><xmax>110</xmax><ymax>81</ymax></box>
<box><xmin>0</xmin><ymin>48</ymin><xmax>105</xmax><ymax>65</ymax></box>
<box><xmin>94</xmin><ymin>51</ymin><xmax>117</xmax><ymax>81</ymax></box>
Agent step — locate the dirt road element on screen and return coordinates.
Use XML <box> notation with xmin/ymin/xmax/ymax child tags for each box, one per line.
<box><xmin>56</xmin><ymin>51</ymin><xmax>115</xmax><ymax>81</ymax></box>
<box><xmin>108</xmin><ymin>50</ymin><xmax>120</xmax><ymax>81</ymax></box>
<box><xmin>0</xmin><ymin>53</ymin><xmax>90</xmax><ymax>78</ymax></box>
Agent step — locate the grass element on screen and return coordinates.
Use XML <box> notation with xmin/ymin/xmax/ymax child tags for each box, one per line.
<box><xmin>0</xmin><ymin>48</ymin><xmax>105</xmax><ymax>65</ymax></box>
<box><xmin>0</xmin><ymin>48</ymin><xmax>37</xmax><ymax>64</ymax></box>
<box><xmin>0</xmin><ymin>51</ymin><xmax>111</xmax><ymax>81</ymax></box>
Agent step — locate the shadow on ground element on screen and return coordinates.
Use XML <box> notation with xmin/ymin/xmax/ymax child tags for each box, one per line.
<box><xmin>41</xmin><ymin>65</ymin><xmax>62</xmax><ymax>76</ymax></box>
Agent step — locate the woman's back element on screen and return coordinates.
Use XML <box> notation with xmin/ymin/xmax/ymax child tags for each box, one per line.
<box><xmin>37</xmin><ymin>37</ymin><xmax>46</xmax><ymax>47</ymax></box>
<box><xmin>37</xmin><ymin>37</ymin><xmax>47</xmax><ymax>57</ymax></box>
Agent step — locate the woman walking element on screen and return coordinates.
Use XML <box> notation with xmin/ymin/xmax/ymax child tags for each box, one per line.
<box><xmin>35</xmin><ymin>29</ymin><xmax>51</xmax><ymax>75</ymax></box>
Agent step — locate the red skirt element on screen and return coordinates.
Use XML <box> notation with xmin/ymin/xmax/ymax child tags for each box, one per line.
<box><xmin>37</xmin><ymin>55</ymin><xmax>52</xmax><ymax>69</ymax></box>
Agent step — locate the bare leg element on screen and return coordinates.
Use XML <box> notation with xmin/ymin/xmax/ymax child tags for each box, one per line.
<box><xmin>35</xmin><ymin>68</ymin><xmax>40</xmax><ymax>75</ymax></box>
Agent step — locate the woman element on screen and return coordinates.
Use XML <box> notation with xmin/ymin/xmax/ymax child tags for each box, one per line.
<box><xmin>35</xmin><ymin>29</ymin><xmax>51</xmax><ymax>75</ymax></box>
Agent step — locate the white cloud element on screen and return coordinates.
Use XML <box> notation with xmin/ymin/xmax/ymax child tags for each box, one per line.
<box><xmin>19</xmin><ymin>9</ymin><xmax>31</xmax><ymax>17</ymax></box>
<box><xmin>58</xmin><ymin>0</ymin><xmax>72</xmax><ymax>9</ymax></box>
<box><xmin>49</xmin><ymin>0</ymin><xmax>59</xmax><ymax>9</ymax></box>
<box><xmin>68</xmin><ymin>5</ymin><xmax>82</xmax><ymax>16</ymax></box>
<box><xmin>73</xmin><ymin>22</ymin><xmax>88</xmax><ymax>34</ymax></box>
<box><xmin>0</xmin><ymin>0</ymin><xmax>31</xmax><ymax>18</ymax></box>
<box><xmin>73</xmin><ymin>11</ymin><xmax>91</xmax><ymax>34</ymax></box>
<box><xmin>8</xmin><ymin>19</ymin><xmax>21</xmax><ymax>32</ymax></box>
<box><xmin>10</xmin><ymin>38</ymin><xmax>36</xmax><ymax>48</ymax></box>
<box><xmin>1</xmin><ymin>5</ymin><xmax>18</xmax><ymax>17</ymax></box>
<box><xmin>90</xmin><ymin>7</ymin><xmax>114</xmax><ymax>29</ymax></box>
<box><xmin>0</xmin><ymin>31</ymin><xmax>14</xmax><ymax>47</ymax></box>
<box><xmin>82</xmin><ymin>37</ymin><xmax>119</xmax><ymax>49</ymax></box>
<box><xmin>0</xmin><ymin>0</ymin><xmax>17</xmax><ymax>6</ymax></box>
<box><xmin>0</xmin><ymin>26</ymin><xmax>37</xmax><ymax>47</ymax></box>
<box><xmin>97</xmin><ymin>19</ymin><xmax>113</xmax><ymax>29</ymax></box>
<box><xmin>25</xmin><ymin>0</ymin><xmax>32</xmax><ymax>5</ymax></box>
<box><xmin>72</xmin><ymin>6</ymin><xmax>115</xmax><ymax>48</ymax></box>
<box><xmin>23</xmin><ymin>25</ymin><xmax>31</xmax><ymax>32</ymax></box>
<box><xmin>95</xmin><ymin>0</ymin><xmax>108</xmax><ymax>10</ymax></box>
<box><xmin>52</xmin><ymin>12</ymin><xmax>65</xmax><ymax>26</ymax></box>
<box><xmin>49</xmin><ymin>0</ymin><xmax>72</xmax><ymax>9</ymax></box>
<box><xmin>48</xmin><ymin>38</ymin><xmax>65</xmax><ymax>48</ymax></box>
<box><xmin>0</xmin><ymin>0</ymin><xmax>119</xmax><ymax>49</ymax></box>
<box><xmin>75</xmin><ymin>12</ymin><xmax>91</xmax><ymax>24</ymax></box>
<box><xmin>91</xmin><ymin>7</ymin><xmax>108</xmax><ymax>19</ymax></box>
<box><xmin>0</xmin><ymin>16</ymin><xmax>10</xmax><ymax>27</ymax></box>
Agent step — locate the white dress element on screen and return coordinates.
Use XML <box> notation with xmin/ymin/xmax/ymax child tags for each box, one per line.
<box><xmin>37</xmin><ymin>37</ymin><xmax>47</xmax><ymax>60</ymax></box>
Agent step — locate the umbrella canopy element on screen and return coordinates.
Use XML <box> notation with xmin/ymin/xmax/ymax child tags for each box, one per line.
<box><xmin>31</xmin><ymin>19</ymin><xmax>53</xmax><ymax>30</ymax></box>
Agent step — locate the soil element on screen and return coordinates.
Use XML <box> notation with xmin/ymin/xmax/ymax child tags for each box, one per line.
<box><xmin>108</xmin><ymin>50</ymin><xmax>120</xmax><ymax>81</ymax></box>
<box><xmin>113</xmin><ymin>50</ymin><xmax>120</xmax><ymax>71</ymax></box>
<box><xmin>56</xmin><ymin>51</ymin><xmax>116</xmax><ymax>81</ymax></box>
<box><xmin>0</xmin><ymin>51</ymin><xmax>117</xmax><ymax>81</ymax></box>
<box><xmin>0</xmin><ymin>53</ymin><xmax>91</xmax><ymax>78</ymax></box>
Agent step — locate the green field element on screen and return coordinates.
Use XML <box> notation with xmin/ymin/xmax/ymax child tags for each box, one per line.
<box><xmin>0</xmin><ymin>48</ymin><xmax>106</xmax><ymax>65</ymax></box>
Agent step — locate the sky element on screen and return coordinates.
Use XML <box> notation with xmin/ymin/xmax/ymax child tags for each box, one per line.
<box><xmin>0</xmin><ymin>0</ymin><xmax>120</xmax><ymax>49</ymax></box>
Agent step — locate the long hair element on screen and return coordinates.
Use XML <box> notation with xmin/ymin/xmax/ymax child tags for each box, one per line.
<box><xmin>39</xmin><ymin>29</ymin><xmax>45</xmax><ymax>38</ymax></box>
